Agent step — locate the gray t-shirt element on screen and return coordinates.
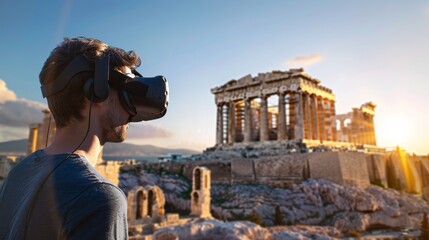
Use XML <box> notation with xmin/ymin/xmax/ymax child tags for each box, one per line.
<box><xmin>0</xmin><ymin>150</ymin><xmax>128</xmax><ymax>240</ymax></box>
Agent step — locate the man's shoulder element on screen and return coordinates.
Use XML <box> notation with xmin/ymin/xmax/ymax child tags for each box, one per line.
<box><xmin>53</xmin><ymin>153</ymin><xmax>110</xmax><ymax>184</ymax></box>
<box><xmin>81</xmin><ymin>182</ymin><xmax>127</xmax><ymax>206</ymax></box>
<box><xmin>50</xmin><ymin>154</ymin><xmax>125</xmax><ymax>197</ymax></box>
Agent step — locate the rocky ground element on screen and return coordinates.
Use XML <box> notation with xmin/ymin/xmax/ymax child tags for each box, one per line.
<box><xmin>120</xmin><ymin>168</ymin><xmax>429</xmax><ymax>238</ymax></box>
<box><xmin>152</xmin><ymin>218</ymin><xmax>341</xmax><ymax>240</ymax></box>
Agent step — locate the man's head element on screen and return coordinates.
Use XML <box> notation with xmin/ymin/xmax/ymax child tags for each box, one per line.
<box><xmin>39</xmin><ymin>37</ymin><xmax>141</xmax><ymax>129</ymax></box>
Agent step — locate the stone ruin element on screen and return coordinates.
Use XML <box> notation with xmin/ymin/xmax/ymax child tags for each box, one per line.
<box><xmin>336</xmin><ymin>102</ymin><xmax>376</xmax><ymax>145</ymax></box>
<box><xmin>190</xmin><ymin>167</ymin><xmax>212</xmax><ymax>218</ymax></box>
<box><xmin>127</xmin><ymin>185</ymin><xmax>166</xmax><ymax>224</ymax></box>
<box><xmin>211</xmin><ymin>68</ymin><xmax>380</xmax><ymax>151</ymax></box>
<box><xmin>125</xmin><ymin>167</ymin><xmax>213</xmax><ymax>238</ymax></box>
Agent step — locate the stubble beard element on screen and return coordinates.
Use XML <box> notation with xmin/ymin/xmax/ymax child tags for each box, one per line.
<box><xmin>106</xmin><ymin>125</ymin><xmax>128</xmax><ymax>143</ymax></box>
<box><xmin>101</xmin><ymin>106</ymin><xmax>128</xmax><ymax>144</ymax></box>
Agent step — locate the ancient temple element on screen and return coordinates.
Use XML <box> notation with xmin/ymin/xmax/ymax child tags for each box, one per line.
<box><xmin>336</xmin><ymin>102</ymin><xmax>377</xmax><ymax>145</ymax></box>
<box><xmin>212</xmin><ymin>68</ymin><xmax>337</xmax><ymax>145</ymax></box>
<box><xmin>211</xmin><ymin>68</ymin><xmax>377</xmax><ymax>148</ymax></box>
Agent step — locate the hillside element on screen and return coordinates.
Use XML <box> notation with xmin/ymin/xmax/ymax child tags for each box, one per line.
<box><xmin>0</xmin><ymin>139</ymin><xmax>27</xmax><ymax>154</ymax></box>
<box><xmin>0</xmin><ymin>139</ymin><xmax>200</xmax><ymax>156</ymax></box>
<box><xmin>103</xmin><ymin>142</ymin><xmax>199</xmax><ymax>156</ymax></box>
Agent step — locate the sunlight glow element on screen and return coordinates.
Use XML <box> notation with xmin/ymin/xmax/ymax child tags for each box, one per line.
<box><xmin>378</xmin><ymin>117</ymin><xmax>410</xmax><ymax>147</ymax></box>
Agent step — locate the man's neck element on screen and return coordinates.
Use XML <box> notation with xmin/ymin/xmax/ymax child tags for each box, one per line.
<box><xmin>44</xmin><ymin>125</ymin><xmax>103</xmax><ymax>166</ymax></box>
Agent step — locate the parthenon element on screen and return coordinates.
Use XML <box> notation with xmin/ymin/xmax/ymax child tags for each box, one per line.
<box><xmin>211</xmin><ymin>68</ymin><xmax>376</xmax><ymax>148</ymax></box>
<box><xmin>336</xmin><ymin>102</ymin><xmax>377</xmax><ymax>146</ymax></box>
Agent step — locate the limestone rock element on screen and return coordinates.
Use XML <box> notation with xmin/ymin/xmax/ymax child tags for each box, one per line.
<box><xmin>153</xmin><ymin>218</ymin><xmax>270</xmax><ymax>240</ymax></box>
<box><xmin>153</xmin><ymin>231</ymin><xmax>179</xmax><ymax>240</ymax></box>
<box><xmin>269</xmin><ymin>225</ymin><xmax>341</xmax><ymax>240</ymax></box>
<box><xmin>119</xmin><ymin>172</ymin><xmax>139</xmax><ymax>194</ymax></box>
<box><xmin>332</xmin><ymin>212</ymin><xmax>370</xmax><ymax>232</ymax></box>
<box><xmin>120</xmin><ymin>169</ymin><xmax>429</xmax><ymax>234</ymax></box>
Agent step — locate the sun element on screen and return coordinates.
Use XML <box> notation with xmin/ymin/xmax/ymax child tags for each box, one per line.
<box><xmin>377</xmin><ymin>117</ymin><xmax>410</xmax><ymax>148</ymax></box>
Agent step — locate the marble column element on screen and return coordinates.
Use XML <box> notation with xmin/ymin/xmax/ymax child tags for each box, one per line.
<box><xmin>228</xmin><ymin>101</ymin><xmax>236</xmax><ymax>143</ymax></box>
<box><xmin>361</xmin><ymin>114</ymin><xmax>367</xmax><ymax>145</ymax></box>
<box><xmin>260</xmin><ymin>95</ymin><xmax>269</xmax><ymax>141</ymax></box>
<box><xmin>311</xmin><ymin>95</ymin><xmax>319</xmax><ymax>141</ymax></box>
<box><xmin>330</xmin><ymin>100</ymin><xmax>337</xmax><ymax>142</ymax></box>
<box><xmin>288</xmin><ymin>92</ymin><xmax>295</xmax><ymax>140</ymax></box>
<box><xmin>353</xmin><ymin>110</ymin><xmax>363</xmax><ymax>144</ymax></box>
<box><xmin>37</xmin><ymin>110</ymin><xmax>54</xmax><ymax>150</ymax></box>
<box><xmin>364</xmin><ymin>114</ymin><xmax>372</xmax><ymax>145</ymax></box>
<box><xmin>303</xmin><ymin>93</ymin><xmax>312</xmax><ymax>140</ymax></box>
<box><xmin>277</xmin><ymin>92</ymin><xmax>286</xmax><ymax>140</ymax></box>
<box><xmin>317</xmin><ymin>98</ymin><xmax>325</xmax><ymax>141</ymax></box>
<box><xmin>27</xmin><ymin>124</ymin><xmax>39</xmax><ymax>154</ymax></box>
<box><xmin>370</xmin><ymin>116</ymin><xmax>376</xmax><ymax>145</ymax></box>
<box><xmin>294</xmin><ymin>91</ymin><xmax>304</xmax><ymax>141</ymax></box>
<box><xmin>235</xmin><ymin>102</ymin><xmax>245</xmax><ymax>142</ymax></box>
<box><xmin>324</xmin><ymin>99</ymin><xmax>332</xmax><ymax>141</ymax></box>
<box><xmin>244</xmin><ymin>98</ymin><xmax>252</xmax><ymax>142</ymax></box>
<box><xmin>216</xmin><ymin>103</ymin><xmax>223</xmax><ymax>145</ymax></box>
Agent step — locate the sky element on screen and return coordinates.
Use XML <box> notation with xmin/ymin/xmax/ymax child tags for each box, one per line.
<box><xmin>0</xmin><ymin>1</ymin><xmax>428</xmax><ymax>154</ymax></box>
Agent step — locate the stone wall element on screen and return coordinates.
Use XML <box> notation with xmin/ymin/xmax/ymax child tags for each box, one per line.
<box><xmin>142</xmin><ymin>152</ymin><xmax>374</xmax><ymax>189</ymax></box>
<box><xmin>337</xmin><ymin>152</ymin><xmax>370</xmax><ymax>188</ymax></box>
<box><xmin>307</xmin><ymin>152</ymin><xmax>370</xmax><ymax>188</ymax></box>
<box><xmin>308</xmin><ymin>152</ymin><xmax>344</xmax><ymax>186</ymax></box>
<box><xmin>95</xmin><ymin>160</ymin><xmax>124</xmax><ymax>186</ymax></box>
<box><xmin>366</xmin><ymin>154</ymin><xmax>387</xmax><ymax>187</ymax></box>
<box><xmin>385</xmin><ymin>150</ymin><xmax>422</xmax><ymax>194</ymax></box>
<box><xmin>143</xmin><ymin>160</ymin><xmax>231</xmax><ymax>184</ymax></box>
<box><xmin>418</xmin><ymin>157</ymin><xmax>429</xmax><ymax>201</ymax></box>
<box><xmin>231</xmin><ymin>158</ymin><xmax>254</xmax><ymax>183</ymax></box>
<box><xmin>138</xmin><ymin>149</ymin><xmax>429</xmax><ymax>199</ymax></box>
<box><xmin>252</xmin><ymin>154</ymin><xmax>307</xmax><ymax>187</ymax></box>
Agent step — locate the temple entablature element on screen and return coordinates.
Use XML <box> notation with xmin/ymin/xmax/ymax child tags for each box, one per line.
<box><xmin>211</xmin><ymin>69</ymin><xmax>335</xmax><ymax>105</ymax></box>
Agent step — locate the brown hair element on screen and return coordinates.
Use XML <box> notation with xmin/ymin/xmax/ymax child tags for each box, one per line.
<box><xmin>39</xmin><ymin>37</ymin><xmax>141</xmax><ymax>128</ymax></box>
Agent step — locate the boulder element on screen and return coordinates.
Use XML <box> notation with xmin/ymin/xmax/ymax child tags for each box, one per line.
<box><xmin>153</xmin><ymin>218</ymin><xmax>270</xmax><ymax>240</ymax></box>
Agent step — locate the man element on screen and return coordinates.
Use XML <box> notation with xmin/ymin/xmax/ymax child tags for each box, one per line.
<box><xmin>0</xmin><ymin>37</ymin><xmax>148</xmax><ymax>239</ymax></box>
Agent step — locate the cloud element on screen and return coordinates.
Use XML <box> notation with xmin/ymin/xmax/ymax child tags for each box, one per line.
<box><xmin>0</xmin><ymin>79</ymin><xmax>17</xmax><ymax>103</ymax></box>
<box><xmin>285</xmin><ymin>54</ymin><xmax>324</xmax><ymax>68</ymax></box>
<box><xmin>0</xmin><ymin>99</ymin><xmax>47</xmax><ymax>127</ymax></box>
<box><xmin>0</xmin><ymin>126</ymin><xmax>29</xmax><ymax>142</ymax></box>
<box><xmin>127</xmin><ymin>123</ymin><xmax>174</xmax><ymax>139</ymax></box>
<box><xmin>0</xmin><ymin>79</ymin><xmax>47</xmax><ymax>127</ymax></box>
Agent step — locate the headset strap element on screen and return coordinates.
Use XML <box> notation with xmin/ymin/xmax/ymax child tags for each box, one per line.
<box><xmin>40</xmin><ymin>55</ymin><xmax>93</xmax><ymax>98</ymax></box>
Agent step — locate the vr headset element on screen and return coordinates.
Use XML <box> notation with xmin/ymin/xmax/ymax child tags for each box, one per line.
<box><xmin>40</xmin><ymin>54</ymin><xmax>169</xmax><ymax>122</ymax></box>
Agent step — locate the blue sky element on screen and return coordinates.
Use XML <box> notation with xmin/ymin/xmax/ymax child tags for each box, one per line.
<box><xmin>0</xmin><ymin>1</ymin><xmax>428</xmax><ymax>154</ymax></box>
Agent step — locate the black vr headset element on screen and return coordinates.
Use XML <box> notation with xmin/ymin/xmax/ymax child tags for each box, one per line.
<box><xmin>40</xmin><ymin>54</ymin><xmax>169</xmax><ymax>122</ymax></box>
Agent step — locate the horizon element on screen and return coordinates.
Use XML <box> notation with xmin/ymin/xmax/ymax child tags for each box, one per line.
<box><xmin>1</xmin><ymin>1</ymin><xmax>428</xmax><ymax>154</ymax></box>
